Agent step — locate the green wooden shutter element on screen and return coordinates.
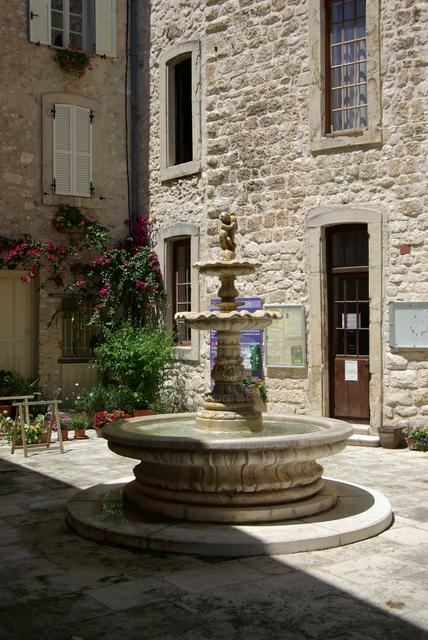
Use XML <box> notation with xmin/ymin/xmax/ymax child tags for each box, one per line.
<box><xmin>29</xmin><ymin>0</ymin><xmax>51</xmax><ymax>45</ymax></box>
<box><xmin>95</xmin><ymin>0</ymin><xmax>116</xmax><ymax>57</ymax></box>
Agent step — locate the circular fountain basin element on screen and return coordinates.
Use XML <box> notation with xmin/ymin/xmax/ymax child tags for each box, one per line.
<box><xmin>102</xmin><ymin>413</ymin><xmax>353</xmax><ymax>524</ymax></box>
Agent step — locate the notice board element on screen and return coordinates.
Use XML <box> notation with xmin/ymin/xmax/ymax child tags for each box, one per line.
<box><xmin>264</xmin><ymin>304</ymin><xmax>306</xmax><ymax>367</ymax></box>
<box><xmin>389</xmin><ymin>302</ymin><xmax>428</xmax><ymax>348</ymax></box>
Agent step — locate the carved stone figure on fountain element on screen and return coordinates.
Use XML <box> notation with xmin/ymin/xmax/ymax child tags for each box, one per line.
<box><xmin>219</xmin><ymin>211</ymin><xmax>237</xmax><ymax>259</ymax></box>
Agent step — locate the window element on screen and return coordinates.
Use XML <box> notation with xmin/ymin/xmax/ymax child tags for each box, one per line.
<box><xmin>172</xmin><ymin>239</ymin><xmax>191</xmax><ymax>345</ymax></box>
<box><xmin>327</xmin><ymin>0</ymin><xmax>367</xmax><ymax>133</ymax></box>
<box><xmin>29</xmin><ymin>0</ymin><xmax>116</xmax><ymax>57</ymax></box>
<box><xmin>42</xmin><ymin>93</ymin><xmax>101</xmax><ymax>206</ymax></box>
<box><xmin>156</xmin><ymin>224</ymin><xmax>200</xmax><ymax>361</ymax></box>
<box><xmin>308</xmin><ymin>0</ymin><xmax>381</xmax><ymax>152</ymax></box>
<box><xmin>61</xmin><ymin>297</ymin><xmax>93</xmax><ymax>360</ymax></box>
<box><xmin>52</xmin><ymin>103</ymin><xmax>93</xmax><ymax>197</ymax></box>
<box><xmin>159</xmin><ymin>41</ymin><xmax>201</xmax><ymax>181</ymax></box>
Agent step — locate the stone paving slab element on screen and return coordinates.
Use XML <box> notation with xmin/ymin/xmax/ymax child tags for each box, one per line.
<box><xmin>0</xmin><ymin>438</ymin><xmax>427</xmax><ymax>639</ymax></box>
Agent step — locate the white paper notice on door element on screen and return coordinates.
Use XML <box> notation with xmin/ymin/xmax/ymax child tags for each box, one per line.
<box><xmin>345</xmin><ymin>360</ymin><xmax>358</xmax><ymax>381</ymax></box>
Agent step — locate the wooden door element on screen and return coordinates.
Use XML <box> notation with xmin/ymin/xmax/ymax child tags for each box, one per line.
<box><xmin>327</xmin><ymin>226</ymin><xmax>369</xmax><ymax>422</ymax></box>
<box><xmin>0</xmin><ymin>272</ymin><xmax>34</xmax><ymax>378</ymax></box>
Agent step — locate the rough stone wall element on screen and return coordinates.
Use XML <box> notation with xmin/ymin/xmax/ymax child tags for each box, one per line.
<box><xmin>145</xmin><ymin>0</ymin><xmax>208</xmax><ymax>410</ymax></box>
<box><xmin>148</xmin><ymin>0</ymin><xmax>428</xmax><ymax>428</ymax></box>
<box><xmin>0</xmin><ymin>1</ymin><xmax>129</xmax><ymax>394</ymax></box>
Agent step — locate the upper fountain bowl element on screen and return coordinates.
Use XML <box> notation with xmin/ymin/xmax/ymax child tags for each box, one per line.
<box><xmin>196</xmin><ymin>259</ymin><xmax>258</xmax><ymax>278</ymax></box>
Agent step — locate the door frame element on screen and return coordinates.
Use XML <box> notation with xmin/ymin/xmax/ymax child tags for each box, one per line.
<box><xmin>307</xmin><ymin>206</ymin><xmax>383</xmax><ymax>434</ymax></box>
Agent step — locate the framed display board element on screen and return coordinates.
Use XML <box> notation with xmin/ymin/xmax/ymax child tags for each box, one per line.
<box><xmin>389</xmin><ymin>302</ymin><xmax>428</xmax><ymax>348</ymax></box>
<box><xmin>264</xmin><ymin>304</ymin><xmax>306</xmax><ymax>368</ymax></box>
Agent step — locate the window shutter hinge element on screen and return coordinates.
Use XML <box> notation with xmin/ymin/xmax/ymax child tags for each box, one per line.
<box><xmin>51</xmin><ymin>106</ymin><xmax>56</xmax><ymax>119</ymax></box>
<box><xmin>51</xmin><ymin>179</ymin><xmax>56</xmax><ymax>194</ymax></box>
<box><xmin>30</xmin><ymin>11</ymin><xmax>39</xmax><ymax>19</ymax></box>
<box><xmin>90</xmin><ymin>182</ymin><xmax>95</xmax><ymax>195</ymax></box>
<box><xmin>89</xmin><ymin>110</ymin><xmax>95</xmax><ymax>123</ymax></box>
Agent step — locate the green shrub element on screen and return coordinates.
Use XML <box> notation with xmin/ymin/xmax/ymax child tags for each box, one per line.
<box><xmin>70</xmin><ymin>414</ymin><xmax>91</xmax><ymax>431</ymax></box>
<box><xmin>95</xmin><ymin>321</ymin><xmax>175</xmax><ymax>409</ymax></box>
<box><xmin>74</xmin><ymin>384</ymin><xmax>139</xmax><ymax>416</ymax></box>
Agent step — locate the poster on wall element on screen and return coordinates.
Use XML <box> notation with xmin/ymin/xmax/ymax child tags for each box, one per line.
<box><xmin>210</xmin><ymin>297</ymin><xmax>264</xmax><ymax>379</ymax></box>
<box><xmin>264</xmin><ymin>304</ymin><xmax>306</xmax><ymax>368</ymax></box>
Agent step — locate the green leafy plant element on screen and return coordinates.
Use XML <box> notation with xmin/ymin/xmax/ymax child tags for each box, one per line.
<box><xmin>0</xmin><ymin>370</ymin><xmax>38</xmax><ymax>397</ymax></box>
<box><xmin>53</xmin><ymin>48</ymin><xmax>92</xmax><ymax>77</ymax></box>
<box><xmin>243</xmin><ymin>374</ymin><xmax>268</xmax><ymax>403</ymax></box>
<box><xmin>95</xmin><ymin>321</ymin><xmax>175</xmax><ymax>409</ymax></box>
<box><xmin>70</xmin><ymin>414</ymin><xmax>91</xmax><ymax>431</ymax></box>
<box><xmin>52</xmin><ymin>205</ymin><xmax>109</xmax><ymax>249</ymax></box>
<box><xmin>74</xmin><ymin>385</ymin><xmax>140</xmax><ymax>416</ymax></box>
<box><xmin>410</xmin><ymin>426</ymin><xmax>428</xmax><ymax>451</ymax></box>
<box><xmin>6</xmin><ymin>423</ymin><xmax>46</xmax><ymax>445</ymax></box>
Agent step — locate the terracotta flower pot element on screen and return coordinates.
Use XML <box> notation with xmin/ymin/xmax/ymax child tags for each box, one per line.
<box><xmin>74</xmin><ymin>428</ymin><xmax>87</xmax><ymax>440</ymax></box>
<box><xmin>60</xmin><ymin>429</ymin><xmax>69</xmax><ymax>442</ymax></box>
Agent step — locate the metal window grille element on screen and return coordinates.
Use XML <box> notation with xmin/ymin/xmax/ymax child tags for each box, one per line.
<box><xmin>62</xmin><ymin>297</ymin><xmax>93</xmax><ymax>359</ymax></box>
<box><xmin>172</xmin><ymin>239</ymin><xmax>191</xmax><ymax>345</ymax></box>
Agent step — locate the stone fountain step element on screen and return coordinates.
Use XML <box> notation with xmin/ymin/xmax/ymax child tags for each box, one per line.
<box><xmin>67</xmin><ymin>477</ymin><xmax>393</xmax><ymax>557</ymax></box>
<box><xmin>347</xmin><ymin>423</ymin><xmax>380</xmax><ymax>447</ymax></box>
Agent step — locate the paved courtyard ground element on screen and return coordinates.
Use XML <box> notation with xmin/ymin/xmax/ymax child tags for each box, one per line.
<box><xmin>0</xmin><ymin>435</ymin><xmax>427</xmax><ymax>640</ymax></box>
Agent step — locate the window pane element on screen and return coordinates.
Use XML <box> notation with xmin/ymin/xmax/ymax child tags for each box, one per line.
<box><xmin>331</xmin><ymin>2</ymin><xmax>343</xmax><ymax>23</ymax></box>
<box><xmin>331</xmin><ymin>45</ymin><xmax>342</xmax><ymax>66</ymax></box>
<box><xmin>332</xmin><ymin>67</ymin><xmax>342</xmax><ymax>88</ymax></box>
<box><xmin>52</xmin><ymin>29</ymin><xmax>64</xmax><ymax>47</ymax></box>
<box><xmin>334</xmin><ymin>277</ymin><xmax>344</xmax><ymax>300</ymax></box>
<box><xmin>356</xmin><ymin>39</ymin><xmax>366</xmax><ymax>60</ymax></box>
<box><xmin>360</xmin><ymin>303</ymin><xmax>369</xmax><ymax>328</ymax></box>
<box><xmin>358</xmin><ymin>61</ymin><xmax>367</xmax><ymax>82</ymax></box>
<box><xmin>344</xmin><ymin>108</ymin><xmax>356</xmax><ymax>129</ymax></box>
<box><xmin>335</xmin><ymin>331</ymin><xmax>345</xmax><ymax>355</ymax></box>
<box><xmin>70</xmin><ymin>0</ymin><xmax>83</xmax><ymax>13</ymax></box>
<box><xmin>346</xmin><ymin>330</ymin><xmax>357</xmax><ymax>355</ymax></box>
<box><xmin>358</xmin><ymin>277</ymin><xmax>369</xmax><ymax>300</ymax></box>
<box><xmin>343</xmin><ymin>64</ymin><xmax>355</xmax><ymax>84</ymax></box>
<box><xmin>331</xmin><ymin>22</ymin><xmax>342</xmax><ymax>44</ymax></box>
<box><xmin>69</xmin><ymin>32</ymin><xmax>83</xmax><ymax>49</ymax></box>
<box><xmin>174</xmin><ymin>57</ymin><xmax>193</xmax><ymax>166</ymax></box>
<box><xmin>356</xmin><ymin>0</ymin><xmax>365</xmax><ymax>17</ymax></box>
<box><xmin>344</xmin><ymin>0</ymin><xmax>354</xmax><ymax>20</ymax></box>
<box><xmin>70</xmin><ymin>15</ymin><xmax>83</xmax><ymax>34</ymax></box>
<box><xmin>359</xmin><ymin>106</ymin><xmax>368</xmax><ymax>128</ymax></box>
<box><xmin>332</xmin><ymin>110</ymin><xmax>343</xmax><ymax>131</ymax></box>
<box><xmin>345</xmin><ymin>278</ymin><xmax>356</xmax><ymax>300</ymax></box>
<box><xmin>343</xmin><ymin>19</ymin><xmax>354</xmax><ymax>42</ymax></box>
<box><xmin>336</xmin><ymin>303</ymin><xmax>345</xmax><ymax>328</ymax></box>
<box><xmin>332</xmin><ymin>88</ymin><xmax>342</xmax><ymax>109</ymax></box>
<box><xmin>344</xmin><ymin>86</ymin><xmax>355</xmax><ymax>107</ymax></box>
<box><xmin>343</xmin><ymin>42</ymin><xmax>354</xmax><ymax>63</ymax></box>
<box><xmin>356</xmin><ymin>17</ymin><xmax>366</xmax><ymax>38</ymax></box>
<box><xmin>358</xmin><ymin>331</ymin><xmax>369</xmax><ymax>355</ymax></box>
<box><xmin>52</xmin><ymin>0</ymin><xmax>63</xmax><ymax>9</ymax></box>
<box><xmin>51</xmin><ymin>11</ymin><xmax>63</xmax><ymax>29</ymax></box>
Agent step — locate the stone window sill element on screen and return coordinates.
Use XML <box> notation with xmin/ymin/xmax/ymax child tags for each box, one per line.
<box><xmin>160</xmin><ymin>160</ymin><xmax>201</xmax><ymax>182</ymax></box>
<box><xmin>310</xmin><ymin>127</ymin><xmax>382</xmax><ymax>154</ymax></box>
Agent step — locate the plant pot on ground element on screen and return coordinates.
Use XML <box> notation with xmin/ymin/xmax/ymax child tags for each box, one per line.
<box><xmin>70</xmin><ymin>414</ymin><xmax>91</xmax><ymax>440</ymax></box>
<box><xmin>407</xmin><ymin>427</ymin><xmax>428</xmax><ymax>451</ymax></box>
<box><xmin>378</xmin><ymin>425</ymin><xmax>406</xmax><ymax>449</ymax></box>
<box><xmin>92</xmin><ymin>410</ymin><xmax>132</xmax><ymax>437</ymax></box>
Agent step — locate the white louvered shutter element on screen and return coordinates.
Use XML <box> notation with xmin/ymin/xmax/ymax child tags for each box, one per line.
<box><xmin>73</xmin><ymin>107</ymin><xmax>92</xmax><ymax>197</ymax></box>
<box><xmin>95</xmin><ymin>0</ymin><xmax>116</xmax><ymax>57</ymax></box>
<box><xmin>53</xmin><ymin>104</ymin><xmax>72</xmax><ymax>196</ymax></box>
<box><xmin>29</xmin><ymin>0</ymin><xmax>51</xmax><ymax>45</ymax></box>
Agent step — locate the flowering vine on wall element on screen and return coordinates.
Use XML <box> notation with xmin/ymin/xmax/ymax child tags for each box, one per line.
<box><xmin>0</xmin><ymin>207</ymin><xmax>164</xmax><ymax>328</ymax></box>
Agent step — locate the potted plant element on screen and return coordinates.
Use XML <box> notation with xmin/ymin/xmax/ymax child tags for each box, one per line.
<box><xmin>407</xmin><ymin>426</ymin><xmax>428</xmax><ymax>451</ymax></box>
<box><xmin>378</xmin><ymin>424</ymin><xmax>406</xmax><ymax>449</ymax></box>
<box><xmin>92</xmin><ymin>409</ymin><xmax>132</xmax><ymax>437</ymax></box>
<box><xmin>70</xmin><ymin>414</ymin><xmax>90</xmax><ymax>440</ymax></box>
<box><xmin>0</xmin><ymin>415</ymin><xmax>13</xmax><ymax>440</ymax></box>
<box><xmin>94</xmin><ymin>320</ymin><xmax>175</xmax><ymax>414</ymax></box>
<box><xmin>53</xmin><ymin>48</ymin><xmax>92</xmax><ymax>78</ymax></box>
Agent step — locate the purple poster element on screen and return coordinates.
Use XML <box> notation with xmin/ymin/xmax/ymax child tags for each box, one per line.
<box><xmin>210</xmin><ymin>297</ymin><xmax>264</xmax><ymax>379</ymax></box>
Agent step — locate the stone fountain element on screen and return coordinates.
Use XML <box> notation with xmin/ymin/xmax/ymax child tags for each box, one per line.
<box><xmin>67</xmin><ymin>213</ymin><xmax>392</xmax><ymax>553</ymax></box>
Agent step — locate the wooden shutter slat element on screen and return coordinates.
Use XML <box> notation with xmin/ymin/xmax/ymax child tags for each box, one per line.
<box><xmin>53</xmin><ymin>104</ymin><xmax>72</xmax><ymax>195</ymax></box>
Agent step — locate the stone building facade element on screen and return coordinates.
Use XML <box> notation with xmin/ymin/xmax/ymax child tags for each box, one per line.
<box><xmin>0</xmin><ymin>1</ymin><xmax>128</xmax><ymax>395</ymax></box>
<box><xmin>145</xmin><ymin>0</ymin><xmax>428</xmax><ymax>434</ymax></box>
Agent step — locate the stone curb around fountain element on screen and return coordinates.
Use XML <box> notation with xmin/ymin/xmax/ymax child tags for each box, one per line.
<box><xmin>66</xmin><ymin>478</ymin><xmax>393</xmax><ymax>557</ymax></box>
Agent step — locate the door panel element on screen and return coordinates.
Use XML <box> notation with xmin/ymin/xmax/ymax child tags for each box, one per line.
<box><xmin>0</xmin><ymin>273</ymin><xmax>33</xmax><ymax>378</ymax></box>
<box><xmin>327</xmin><ymin>226</ymin><xmax>369</xmax><ymax>422</ymax></box>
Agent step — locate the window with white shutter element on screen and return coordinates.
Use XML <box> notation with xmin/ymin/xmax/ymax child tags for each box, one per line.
<box><xmin>53</xmin><ymin>104</ymin><xmax>92</xmax><ymax>197</ymax></box>
<box><xmin>29</xmin><ymin>0</ymin><xmax>116</xmax><ymax>57</ymax></box>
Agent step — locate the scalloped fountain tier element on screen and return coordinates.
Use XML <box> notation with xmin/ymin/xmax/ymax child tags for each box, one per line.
<box><xmin>101</xmin><ymin>220</ymin><xmax>354</xmax><ymax>524</ymax></box>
